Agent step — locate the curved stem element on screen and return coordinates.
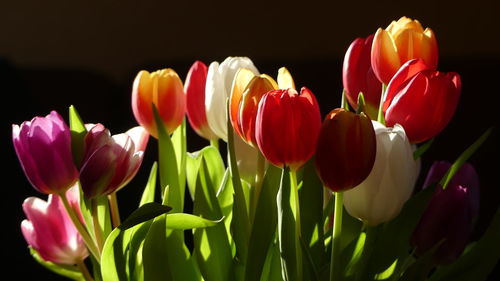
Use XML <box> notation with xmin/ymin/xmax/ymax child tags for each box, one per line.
<box><xmin>290</xmin><ymin>169</ymin><xmax>303</xmax><ymax>279</ymax></box>
<box><xmin>330</xmin><ymin>191</ymin><xmax>343</xmax><ymax>281</ymax></box>
<box><xmin>91</xmin><ymin>199</ymin><xmax>104</xmax><ymax>253</ymax></box>
<box><xmin>210</xmin><ymin>138</ymin><xmax>219</xmax><ymax>150</ymax></box>
<box><xmin>377</xmin><ymin>83</ymin><xmax>387</xmax><ymax>124</ymax></box>
<box><xmin>76</xmin><ymin>259</ymin><xmax>94</xmax><ymax>281</ymax></box>
<box><xmin>250</xmin><ymin>151</ymin><xmax>266</xmax><ymax>222</ymax></box>
<box><xmin>108</xmin><ymin>192</ymin><xmax>121</xmax><ymax>228</ymax></box>
<box><xmin>59</xmin><ymin>193</ymin><xmax>101</xmax><ymax>263</ymax></box>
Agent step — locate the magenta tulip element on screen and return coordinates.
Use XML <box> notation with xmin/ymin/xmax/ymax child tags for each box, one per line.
<box><xmin>21</xmin><ymin>186</ymin><xmax>88</xmax><ymax>265</ymax></box>
<box><xmin>13</xmin><ymin>111</ymin><xmax>79</xmax><ymax>194</ymax></box>
<box><xmin>79</xmin><ymin>124</ymin><xmax>149</xmax><ymax>199</ymax></box>
<box><xmin>411</xmin><ymin>161</ymin><xmax>479</xmax><ymax>264</ymax></box>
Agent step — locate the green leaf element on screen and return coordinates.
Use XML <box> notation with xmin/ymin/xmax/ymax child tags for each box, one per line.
<box><xmin>101</xmin><ymin>226</ymin><xmax>130</xmax><ymax>281</ymax></box>
<box><xmin>428</xmin><ymin>208</ymin><xmax>500</xmax><ymax>281</ymax></box>
<box><xmin>192</xmin><ymin>158</ymin><xmax>233</xmax><ymax>281</ymax></box>
<box><xmin>172</xmin><ymin>118</ymin><xmax>187</xmax><ymax>201</ymax></box>
<box><xmin>227</xmin><ymin>111</ymin><xmax>250</xmax><ymax>263</ymax></box>
<box><xmin>29</xmin><ymin>247</ymin><xmax>84</xmax><ymax>281</ymax></box>
<box><xmin>120</xmin><ymin>202</ymin><xmax>172</xmax><ymax>230</ymax></box>
<box><xmin>152</xmin><ymin>105</ymin><xmax>181</xmax><ymax>213</ymax></box>
<box><xmin>69</xmin><ymin>105</ymin><xmax>87</xmax><ymax>169</ymax></box>
<box><xmin>95</xmin><ymin>195</ymin><xmax>113</xmax><ymax>241</ymax></box>
<box><xmin>413</xmin><ymin>138</ymin><xmax>434</xmax><ymax>160</ymax></box>
<box><xmin>166</xmin><ymin>213</ymin><xmax>223</xmax><ymax>230</ymax></box>
<box><xmin>216</xmin><ymin>169</ymin><xmax>234</xmax><ymax>244</ymax></box>
<box><xmin>245</xmin><ymin>164</ymin><xmax>281</xmax><ymax>281</ymax></box>
<box><xmin>186</xmin><ymin>151</ymin><xmax>202</xmax><ymax>200</ymax></box>
<box><xmin>299</xmin><ymin>159</ymin><xmax>326</xmax><ymax>278</ymax></box>
<box><xmin>140</xmin><ymin>162</ymin><xmax>158</xmax><ymax>207</ymax></box>
<box><xmin>440</xmin><ymin>127</ymin><xmax>493</xmax><ymax>189</ymax></box>
<box><xmin>277</xmin><ymin>167</ymin><xmax>302</xmax><ymax>281</ymax></box>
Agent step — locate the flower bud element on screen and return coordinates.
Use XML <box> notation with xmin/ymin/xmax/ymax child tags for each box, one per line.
<box><xmin>315</xmin><ymin>108</ymin><xmax>376</xmax><ymax>192</ymax></box>
<box><xmin>371</xmin><ymin>17</ymin><xmax>438</xmax><ymax>84</ymax></box>
<box><xmin>343</xmin><ymin>121</ymin><xmax>420</xmax><ymax>226</ymax></box>
<box><xmin>12</xmin><ymin>111</ymin><xmax>79</xmax><ymax>194</ymax></box>
<box><xmin>79</xmin><ymin>124</ymin><xmax>149</xmax><ymax>199</ymax></box>
<box><xmin>185</xmin><ymin>61</ymin><xmax>217</xmax><ymax>140</ymax></box>
<box><xmin>411</xmin><ymin>162</ymin><xmax>479</xmax><ymax>264</ymax></box>
<box><xmin>383</xmin><ymin>59</ymin><xmax>461</xmax><ymax>143</ymax></box>
<box><xmin>342</xmin><ymin>34</ymin><xmax>382</xmax><ymax>119</ymax></box>
<box><xmin>255</xmin><ymin>87</ymin><xmax>321</xmax><ymax>171</ymax></box>
<box><xmin>132</xmin><ymin>68</ymin><xmax>186</xmax><ymax>138</ymax></box>
<box><xmin>21</xmin><ymin>186</ymin><xmax>88</xmax><ymax>265</ymax></box>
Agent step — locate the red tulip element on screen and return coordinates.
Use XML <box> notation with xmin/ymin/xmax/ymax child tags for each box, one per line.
<box><xmin>371</xmin><ymin>17</ymin><xmax>438</xmax><ymax>84</ymax></box>
<box><xmin>342</xmin><ymin>34</ymin><xmax>382</xmax><ymax>119</ymax></box>
<box><xmin>255</xmin><ymin>88</ymin><xmax>321</xmax><ymax>171</ymax></box>
<box><xmin>185</xmin><ymin>61</ymin><xmax>217</xmax><ymax>140</ymax></box>
<box><xmin>315</xmin><ymin>109</ymin><xmax>376</xmax><ymax>192</ymax></box>
<box><xmin>383</xmin><ymin>59</ymin><xmax>461</xmax><ymax>143</ymax></box>
<box><xmin>12</xmin><ymin>111</ymin><xmax>79</xmax><ymax>194</ymax></box>
<box><xmin>132</xmin><ymin>69</ymin><xmax>186</xmax><ymax>138</ymax></box>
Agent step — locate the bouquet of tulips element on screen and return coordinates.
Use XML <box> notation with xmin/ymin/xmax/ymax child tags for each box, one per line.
<box><xmin>13</xmin><ymin>17</ymin><xmax>499</xmax><ymax>281</ymax></box>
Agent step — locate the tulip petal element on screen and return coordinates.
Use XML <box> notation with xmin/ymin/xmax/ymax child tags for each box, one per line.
<box><xmin>126</xmin><ymin>126</ymin><xmax>149</xmax><ymax>153</ymax></box>
<box><xmin>230</xmin><ymin>68</ymin><xmax>257</xmax><ymax>138</ymax></box>
<box><xmin>277</xmin><ymin>67</ymin><xmax>295</xmax><ymax>89</ymax></box>
<box><xmin>421</xmin><ymin>28</ymin><xmax>439</xmax><ymax>70</ymax></box>
<box><xmin>372</xmin><ymin>28</ymin><xmax>401</xmax><ymax>84</ymax></box>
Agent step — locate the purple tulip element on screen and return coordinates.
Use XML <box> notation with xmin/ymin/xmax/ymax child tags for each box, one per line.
<box><xmin>13</xmin><ymin>111</ymin><xmax>79</xmax><ymax>194</ymax></box>
<box><xmin>21</xmin><ymin>186</ymin><xmax>89</xmax><ymax>265</ymax></box>
<box><xmin>79</xmin><ymin>124</ymin><xmax>149</xmax><ymax>199</ymax></box>
<box><xmin>411</xmin><ymin>161</ymin><xmax>480</xmax><ymax>264</ymax></box>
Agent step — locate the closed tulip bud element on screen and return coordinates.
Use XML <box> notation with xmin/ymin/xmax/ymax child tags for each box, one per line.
<box><xmin>411</xmin><ymin>162</ymin><xmax>479</xmax><ymax>264</ymax></box>
<box><xmin>12</xmin><ymin>111</ymin><xmax>79</xmax><ymax>194</ymax></box>
<box><xmin>371</xmin><ymin>17</ymin><xmax>438</xmax><ymax>84</ymax></box>
<box><xmin>343</xmin><ymin>121</ymin><xmax>420</xmax><ymax>226</ymax></box>
<box><xmin>185</xmin><ymin>61</ymin><xmax>217</xmax><ymax>140</ymax></box>
<box><xmin>21</xmin><ymin>186</ymin><xmax>88</xmax><ymax>265</ymax></box>
<box><xmin>205</xmin><ymin>57</ymin><xmax>259</xmax><ymax>141</ymax></box>
<box><xmin>383</xmin><ymin>59</ymin><xmax>461</xmax><ymax>143</ymax></box>
<box><xmin>79</xmin><ymin>124</ymin><xmax>149</xmax><ymax>199</ymax></box>
<box><xmin>342</xmin><ymin>34</ymin><xmax>382</xmax><ymax>119</ymax></box>
<box><xmin>315</xmin><ymin>108</ymin><xmax>376</xmax><ymax>192</ymax></box>
<box><xmin>132</xmin><ymin>69</ymin><xmax>186</xmax><ymax>138</ymax></box>
<box><xmin>255</xmin><ymin>87</ymin><xmax>321</xmax><ymax>171</ymax></box>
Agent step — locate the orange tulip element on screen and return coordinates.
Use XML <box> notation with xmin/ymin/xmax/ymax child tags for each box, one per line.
<box><xmin>371</xmin><ymin>17</ymin><xmax>438</xmax><ymax>84</ymax></box>
<box><xmin>131</xmin><ymin>69</ymin><xmax>186</xmax><ymax>138</ymax></box>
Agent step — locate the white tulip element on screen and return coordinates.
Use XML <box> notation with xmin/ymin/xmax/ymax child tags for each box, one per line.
<box><xmin>205</xmin><ymin>57</ymin><xmax>259</xmax><ymax>141</ymax></box>
<box><xmin>343</xmin><ymin>121</ymin><xmax>420</xmax><ymax>226</ymax></box>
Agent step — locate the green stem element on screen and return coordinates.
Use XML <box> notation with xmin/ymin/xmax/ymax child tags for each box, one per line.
<box><xmin>377</xmin><ymin>83</ymin><xmax>387</xmax><ymax>124</ymax></box>
<box><xmin>59</xmin><ymin>193</ymin><xmax>100</xmax><ymax>262</ymax></box>
<box><xmin>108</xmin><ymin>193</ymin><xmax>121</xmax><ymax>228</ymax></box>
<box><xmin>250</xmin><ymin>151</ymin><xmax>266</xmax><ymax>222</ymax></box>
<box><xmin>210</xmin><ymin>138</ymin><xmax>219</xmax><ymax>150</ymax></box>
<box><xmin>290</xmin><ymin>169</ymin><xmax>303</xmax><ymax>279</ymax></box>
<box><xmin>330</xmin><ymin>191</ymin><xmax>343</xmax><ymax>281</ymax></box>
<box><xmin>91</xmin><ymin>199</ymin><xmax>104</xmax><ymax>253</ymax></box>
<box><xmin>76</xmin><ymin>259</ymin><xmax>94</xmax><ymax>281</ymax></box>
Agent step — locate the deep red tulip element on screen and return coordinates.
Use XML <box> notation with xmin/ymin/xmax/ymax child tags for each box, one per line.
<box><xmin>412</xmin><ymin>162</ymin><xmax>479</xmax><ymax>264</ymax></box>
<box><xmin>12</xmin><ymin>111</ymin><xmax>79</xmax><ymax>194</ymax></box>
<box><xmin>342</xmin><ymin>34</ymin><xmax>382</xmax><ymax>119</ymax></box>
<box><xmin>185</xmin><ymin>61</ymin><xmax>217</xmax><ymax>140</ymax></box>
<box><xmin>383</xmin><ymin>59</ymin><xmax>461</xmax><ymax>143</ymax></box>
<box><xmin>79</xmin><ymin>124</ymin><xmax>149</xmax><ymax>199</ymax></box>
<box><xmin>315</xmin><ymin>109</ymin><xmax>376</xmax><ymax>192</ymax></box>
<box><xmin>255</xmin><ymin>87</ymin><xmax>321</xmax><ymax>171</ymax></box>
<box><xmin>132</xmin><ymin>69</ymin><xmax>186</xmax><ymax>138</ymax></box>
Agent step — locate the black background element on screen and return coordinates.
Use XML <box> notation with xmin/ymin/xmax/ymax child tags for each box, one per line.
<box><xmin>1</xmin><ymin>1</ymin><xmax>499</xmax><ymax>280</ymax></box>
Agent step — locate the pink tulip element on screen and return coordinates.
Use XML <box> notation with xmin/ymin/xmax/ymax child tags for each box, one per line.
<box><xmin>12</xmin><ymin>111</ymin><xmax>79</xmax><ymax>194</ymax></box>
<box><xmin>79</xmin><ymin>124</ymin><xmax>149</xmax><ymax>199</ymax></box>
<box><xmin>21</xmin><ymin>186</ymin><xmax>88</xmax><ymax>265</ymax></box>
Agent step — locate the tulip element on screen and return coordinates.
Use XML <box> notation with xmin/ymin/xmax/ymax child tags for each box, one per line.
<box><xmin>411</xmin><ymin>162</ymin><xmax>479</xmax><ymax>264</ymax></box>
<box><xmin>255</xmin><ymin>88</ymin><xmax>321</xmax><ymax>171</ymax></box>
<box><xmin>12</xmin><ymin>111</ymin><xmax>79</xmax><ymax>194</ymax></box>
<box><xmin>342</xmin><ymin>34</ymin><xmax>382</xmax><ymax>119</ymax></box>
<box><xmin>383</xmin><ymin>59</ymin><xmax>461</xmax><ymax>143</ymax></box>
<box><xmin>21</xmin><ymin>186</ymin><xmax>88</xmax><ymax>265</ymax></box>
<box><xmin>205</xmin><ymin>56</ymin><xmax>259</xmax><ymax>141</ymax></box>
<box><xmin>315</xmin><ymin>108</ymin><xmax>376</xmax><ymax>192</ymax></box>
<box><xmin>343</xmin><ymin>121</ymin><xmax>420</xmax><ymax>226</ymax></box>
<box><xmin>79</xmin><ymin>124</ymin><xmax>149</xmax><ymax>199</ymax></box>
<box><xmin>231</xmin><ymin>68</ymin><xmax>294</xmax><ymax>146</ymax></box>
<box><xmin>132</xmin><ymin>68</ymin><xmax>185</xmax><ymax>138</ymax></box>
<box><xmin>371</xmin><ymin>16</ymin><xmax>438</xmax><ymax>84</ymax></box>
<box><xmin>185</xmin><ymin>61</ymin><xmax>217</xmax><ymax>140</ymax></box>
